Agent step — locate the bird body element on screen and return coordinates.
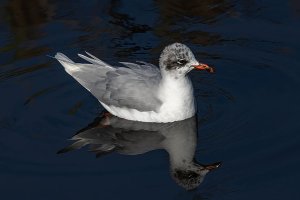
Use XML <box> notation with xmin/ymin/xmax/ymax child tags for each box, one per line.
<box><xmin>55</xmin><ymin>43</ymin><xmax>213</xmax><ymax>122</ymax></box>
<box><xmin>100</xmin><ymin>75</ymin><xmax>195</xmax><ymax>122</ymax></box>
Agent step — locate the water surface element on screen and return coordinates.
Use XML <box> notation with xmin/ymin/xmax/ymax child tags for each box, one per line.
<box><xmin>0</xmin><ymin>0</ymin><xmax>300</xmax><ymax>199</ymax></box>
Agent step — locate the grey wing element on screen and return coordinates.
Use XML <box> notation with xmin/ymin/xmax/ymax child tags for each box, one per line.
<box><xmin>101</xmin><ymin>62</ymin><xmax>162</xmax><ymax>112</ymax></box>
<box><xmin>55</xmin><ymin>52</ymin><xmax>162</xmax><ymax>112</ymax></box>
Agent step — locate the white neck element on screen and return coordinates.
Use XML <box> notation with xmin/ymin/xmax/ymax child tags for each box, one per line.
<box><xmin>157</xmin><ymin>74</ymin><xmax>196</xmax><ymax>121</ymax></box>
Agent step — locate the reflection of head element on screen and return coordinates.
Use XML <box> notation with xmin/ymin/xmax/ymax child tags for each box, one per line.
<box><xmin>171</xmin><ymin>161</ymin><xmax>221</xmax><ymax>190</ymax></box>
<box><xmin>171</xmin><ymin>169</ymin><xmax>208</xmax><ymax>190</ymax></box>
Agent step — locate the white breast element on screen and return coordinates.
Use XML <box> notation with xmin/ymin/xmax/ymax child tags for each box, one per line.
<box><xmin>156</xmin><ymin>76</ymin><xmax>196</xmax><ymax>122</ymax></box>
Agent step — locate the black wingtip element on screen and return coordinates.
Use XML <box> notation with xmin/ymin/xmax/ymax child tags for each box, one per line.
<box><xmin>57</xmin><ymin>147</ymin><xmax>71</xmax><ymax>154</ymax></box>
<box><xmin>56</xmin><ymin>145</ymin><xmax>77</xmax><ymax>154</ymax></box>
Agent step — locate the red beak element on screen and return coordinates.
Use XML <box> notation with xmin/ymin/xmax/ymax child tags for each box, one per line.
<box><xmin>193</xmin><ymin>63</ymin><xmax>214</xmax><ymax>73</ymax></box>
<box><xmin>203</xmin><ymin>162</ymin><xmax>222</xmax><ymax>171</ymax></box>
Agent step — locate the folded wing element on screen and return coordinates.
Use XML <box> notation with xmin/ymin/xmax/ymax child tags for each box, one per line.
<box><xmin>55</xmin><ymin>52</ymin><xmax>162</xmax><ymax>112</ymax></box>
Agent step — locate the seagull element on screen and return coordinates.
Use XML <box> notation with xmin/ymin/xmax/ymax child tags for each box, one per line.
<box><xmin>55</xmin><ymin>43</ymin><xmax>214</xmax><ymax>123</ymax></box>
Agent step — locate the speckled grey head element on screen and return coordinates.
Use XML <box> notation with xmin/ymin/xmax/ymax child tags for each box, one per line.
<box><xmin>159</xmin><ymin>43</ymin><xmax>199</xmax><ymax>76</ymax></box>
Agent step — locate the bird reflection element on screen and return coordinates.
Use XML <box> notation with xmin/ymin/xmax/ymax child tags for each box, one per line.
<box><xmin>58</xmin><ymin>113</ymin><xmax>220</xmax><ymax>190</ymax></box>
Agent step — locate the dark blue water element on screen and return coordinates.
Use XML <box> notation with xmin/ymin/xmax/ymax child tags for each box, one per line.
<box><xmin>1</xmin><ymin>0</ymin><xmax>300</xmax><ymax>199</ymax></box>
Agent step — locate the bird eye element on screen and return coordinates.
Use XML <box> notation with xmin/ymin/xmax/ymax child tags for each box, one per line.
<box><xmin>177</xmin><ymin>59</ymin><xmax>187</xmax><ymax>65</ymax></box>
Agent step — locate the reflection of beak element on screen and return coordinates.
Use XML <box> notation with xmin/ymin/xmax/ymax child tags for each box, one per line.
<box><xmin>202</xmin><ymin>162</ymin><xmax>222</xmax><ymax>171</ymax></box>
<box><xmin>192</xmin><ymin>63</ymin><xmax>215</xmax><ymax>73</ymax></box>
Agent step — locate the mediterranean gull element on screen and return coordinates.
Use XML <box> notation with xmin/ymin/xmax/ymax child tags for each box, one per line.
<box><xmin>55</xmin><ymin>43</ymin><xmax>214</xmax><ymax>123</ymax></box>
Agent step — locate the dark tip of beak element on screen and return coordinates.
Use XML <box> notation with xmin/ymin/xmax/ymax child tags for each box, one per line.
<box><xmin>193</xmin><ymin>64</ymin><xmax>215</xmax><ymax>73</ymax></box>
<box><xmin>203</xmin><ymin>162</ymin><xmax>222</xmax><ymax>171</ymax></box>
